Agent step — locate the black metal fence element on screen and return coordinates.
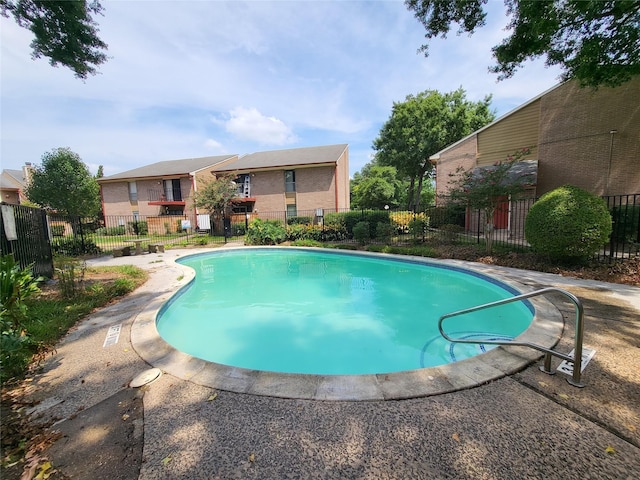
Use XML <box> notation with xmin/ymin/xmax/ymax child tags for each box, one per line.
<box><xmin>433</xmin><ymin>194</ymin><xmax>639</xmax><ymax>261</ymax></box>
<box><xmin>237</xmin><ymin>196</ymin><xmax>639</xmax><ymax>261</ymax></box>
<box><xmin>47</xmin><ymin>212</ymin><xmax>248</xmax><ymax>256</ymax></box>
<box><xmin>0</xmin><ymin>203</ymin><xmax>54</xmax><ymax>277</ymax></box>
<box><xmin>2</xmin><ymin>193</ymin><xmax>637</xmax><ymax>273</ymax></box>
<box><xmin>602</xmin><ymin>194</ymin><xmax>640</xmax><ymax>260</ymax></box>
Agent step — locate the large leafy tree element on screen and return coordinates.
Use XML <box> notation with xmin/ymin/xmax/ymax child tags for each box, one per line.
<box><xmin>1</xmin><ymin>0</ymin><xmax>108</xmax><ymax>79</ymax></box>
<box><xmin>373</xmin><ymin>88</ymin><xmax>494</xmax><ymax>211</ymax></box>
<box><xmin>351</xmin><ymin>162</ymin><xmax>435</xmax><ymax>209</ymax></box>
<box><xmin>350</xmin><ymin>164</ymin><xmax>403</xmax><ymax>210</ymax></box>
<box><xmin>405</xmin><ymin>0</ymin><xmax>640</xmax><ymax>88</ymax></box>
<box><xmin>26</xmin><ymin>147</ymin><xmax>101</xmax><ymax>216</ymax></box>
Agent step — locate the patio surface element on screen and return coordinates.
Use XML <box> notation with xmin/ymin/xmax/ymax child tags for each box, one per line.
<box><xmin>23</xmin><ymin>247</ymin><xmax>640</xmax><ymax>479</ymax></box>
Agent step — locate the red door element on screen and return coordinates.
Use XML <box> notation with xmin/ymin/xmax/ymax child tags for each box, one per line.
<box><xmin>494</xmin><ymin>196</ymin><xmax>509</xmax><ymax>229</ymax></box>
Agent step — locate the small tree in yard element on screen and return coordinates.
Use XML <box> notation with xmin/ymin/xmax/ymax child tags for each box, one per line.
<box><xmin>446</xmin><ymin>148</ymin><xmax>533</xmax><ymax>253</ymax></box>
<box><xmin>192</xmin><ymin>174</ymin><xmax>239</xmax><ymax>234</ymax></box>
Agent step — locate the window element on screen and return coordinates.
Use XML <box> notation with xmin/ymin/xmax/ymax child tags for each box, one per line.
<box><xmin>286</xmin><ymin>204</ymin><xmax>297</xmax><ymax>217</ymax></box>
<box><xmin>285</xmin><ymin>170</ymin><xmax>296</xmax><ymax>192</ymax></box>
<box><xmin>128</xmin><ymin>182</ymin><xmax>137</xmax><ymax>201</ymax></box>
<box><xmin>163</xmin><ymin>179</ymin><xmax>182</xmax><ymax>201</ymax></box>
<box><xmin>236</xmin><ymin>174</ymin><xmax>250</xmax><ymax>197</ymax></box>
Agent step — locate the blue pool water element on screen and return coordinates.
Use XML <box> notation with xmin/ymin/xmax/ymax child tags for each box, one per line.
<box><xmin>156</xmin><ymin>249</ymin><xmax>534</xmax><ymax>375</ymax></box>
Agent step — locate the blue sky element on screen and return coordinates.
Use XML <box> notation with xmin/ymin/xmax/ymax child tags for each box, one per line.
<box><xmin>1</xmin><ymin>0</ymin><xmax>563</xmax><ymax>178</ymax></box>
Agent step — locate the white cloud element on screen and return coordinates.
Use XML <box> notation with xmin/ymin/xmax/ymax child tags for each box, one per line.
<box><xmin>0</xmin><ymin>0</ymin><xmax>566</xmax><ymax>178</ymax></box>
<box><xmin>225</xmin><ymin>107</ymin><xmax>296</xmax><ymax>145</ymax></box>
<box><xmin>204</xmin><ymin>138</ymin><xmax>223</xmax><ymax>150</ymax></box>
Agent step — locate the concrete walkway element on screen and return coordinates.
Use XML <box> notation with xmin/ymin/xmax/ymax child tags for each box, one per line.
<box><xmin>23</xmin><ymin>248</ymin><xmax>640</xmax><ymax>479</ymax></box>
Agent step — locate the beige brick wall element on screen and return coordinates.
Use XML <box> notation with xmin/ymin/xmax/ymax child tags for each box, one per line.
<box><xmin>101</xmin><ymin>182</ymin><xmax>134</xmax><ymax>216</ymax></box>
<box><xmin>435</xmin><ymin>78</ymin><xmax>640</xmax><ymax>198</ymax></box>
<box><xmin>434</xmin><ymin>136</ymin><xmax>478</xmax><ymax>199</ymax></box>
<box><xmin>2</xmin><ymin>190</ymin><xmax>20</xmax><ymax>204</ymax></box>
<box><xmin>101</xmin><ymin>176</ymin><xmax>196</xmax><ymax>217</ymax></box>
<box><xmin>249</xmin><ymin>170</ymin><xmax>286</xmax><ymax>212</ymax></box>
<box><xmin>297</xmin><ymin>166</ymin><xmax>338</xmax><ymax>211</ymax></box>
<box><xmin>537</xmin><ymin>78</ymin><xmax>640</xmax><ymax>196</ymax></box>
<box><xmin>248</xmin><ymin>166</ymin><xmax>343</xmax><ymax>213</ymax></box>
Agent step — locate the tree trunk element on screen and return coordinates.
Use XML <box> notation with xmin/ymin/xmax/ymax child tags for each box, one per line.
<box><xmin>415</xmin><ymin>175</ymin><xmax>425</xmax><ymax>212</ymax></box>
<box><xmin>485</xmin><ymin>209</ymin><xmax>495</xmax><ymax>253</ymax></box>
<box><xmin>406</xmin><ymin>177</ymin><xmax>416</xmax><ymax>211</ymax></box>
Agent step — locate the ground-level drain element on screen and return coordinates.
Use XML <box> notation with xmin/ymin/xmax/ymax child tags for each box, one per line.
<box><xmin>130</xmin><ymin>368</ymin><xmax>162</xmax><ymax>388</ymax></box>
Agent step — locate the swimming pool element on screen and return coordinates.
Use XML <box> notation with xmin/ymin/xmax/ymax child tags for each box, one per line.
<box><xmin>156</xmin><ymin>248</ymin><xmax>534</xmax><ymax>375</ymax></box>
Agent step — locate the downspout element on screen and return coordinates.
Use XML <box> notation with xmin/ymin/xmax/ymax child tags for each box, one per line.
<box><xmin>334</xmin><ymin>164</ymin><xmax>339</xmax><ymax>210</ymax></box>
<box><xmin>606</xmin><ymin>130</ymin><xmax>617</xmax><ymax>194</ymax></box>
<box><xmin>191</xmin><ymin>173</ymin><xmax>198</xmax><ymax>223</ymax></box>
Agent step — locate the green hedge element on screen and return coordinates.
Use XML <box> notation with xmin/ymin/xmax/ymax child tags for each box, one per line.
<box><xmin>610</xmin><ymin>204</ymin><xmax>640</xmax><ymax>244</ymax></box>
<box><xmin>525</xmin><ymin>185</ymin><xmax>612</xmax><ymax>262</ymax></box>
<box><xmin>325</xmin><ymin>211</ymin><xmax>391</xmax><ymax>239</ymax></box>
<box><xmin>245</xmin><ymin>219</ymin><xmax>287</xmax><ymax>245</ymax></box>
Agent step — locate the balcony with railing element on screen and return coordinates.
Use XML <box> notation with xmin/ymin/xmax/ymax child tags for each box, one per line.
<box><xmin>147</xmin><ymin>187</ymin><xmax>185</xmax><ymax>205</ymax></box>
<box><xmin>234</xmin><ymin>175</ymin><xmax>254</xmax><ymax>200</ymax></box>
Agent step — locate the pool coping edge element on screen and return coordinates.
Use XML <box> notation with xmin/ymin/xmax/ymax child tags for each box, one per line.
<box><xmin>130</xmin><ymin>246</ymin><xmax>564</xmax><ymax>401</ymax></box>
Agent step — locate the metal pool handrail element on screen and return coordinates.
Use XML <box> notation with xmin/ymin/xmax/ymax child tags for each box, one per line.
<box><xmin>438</xmin><ymin>287</ymin><xmax>585</xmax><ymax>387</ymax></box>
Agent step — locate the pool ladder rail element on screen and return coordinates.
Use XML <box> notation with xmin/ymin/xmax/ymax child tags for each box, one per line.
<box><xmin>438</xmin><ymin>287</ymin><xmax>586</xmax><ymax>387</ymax></box>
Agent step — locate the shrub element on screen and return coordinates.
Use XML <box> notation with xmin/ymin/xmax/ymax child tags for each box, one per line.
<box><xmin>324</xmin><ymin>212</ymin><xmax>347</xmax><ymax>229</ymax></box>
<box><xmin>408</xmin><ymin>216</ymin><xmax>430</xmax><ymax>241</ymax></box>
<box><xmin>1</xmin><ymin>255</ymin><xmax>42</xmax><ymax>331</ymax></box>
<box><xmin>340</xmin><ymin>210</ymin><xmax>391</xmax><ymax>238</ymax></box>
<box><xmin>389</xmin><ymin>211</ymin><xmax>411</xmax><ymax>233</ymax></box>
<box><xmin>287</xmin><ymin>216</ymin><xmax>312</xmax><ymax>226</ymax></box>
<box><xmin>96</xmin><ymin>225</ymin><xmax>126</xmax><ymax>236</ymax></box>
<box><xmin>391</xmin><ymin>211</ymin><xmax>429</xmax><ymax>235</ymax></box>
<box><xmin>375</xmin><ymin>221</ymin><xmax>395</xmax><ymax>241</ymax></box>
<box><xmin>286</xmin><ymin>223</ymin><xmax>309</xmax><ymax>241</ymax></box>
<box><xmin>245</xmin><ymin>219</ymin><xmax>287</xmax><ymax>245</ymax></box>
<box><xmin>231</xmin><ymin>223</ymin><xmax>246</xmax><ymax>235</ymax></box>
<box><xmin>353</xmin><ymin>221</ymin><xmax>370</xmax><ymax>245</ymax></box>
<box><xmin>367</xmin><ymin>244</ymin><xmax>437</xmax><ymax>257</ymax></box>
<box><xmin>1</xmin><ymin>255</ymin><xmax>41</xmax><ymax>380</ymax></box>
<box><xmin>50</xmin><ymin>224</ymin><xmax>66</xmax><ymax>236</ymax></box>
<box><xmin>436</xmin><ymin>224</ymin><xmax>465</xmax><ymax>244</ymax></box>
<box><xmin>55</xmin><ymin>256</ymin><xmax>86</xmax><ymax>298</ymax></box>
<box><xmin>128</xmin><ymin>220</ymin><xmax>148</xmax><ymax>236</ymax></box>
<box><xmin>52</xmin><ymin>237</ymin><xmax>101</xmax><ymax>256</ymax></box>
<box><xmin>109</xmin><ymin>278</ymin><xmax>136</xmax><ymax>297</ymax></box>
<box><xmin>429</xmin><ymin>204</ymin><xmax>465</xmax><ymax>228</ymax></box>
<box><xmin>80</xmin><ymin>219</ymin><xmax>102</xmax><ymax>233</ymax></box>
<box><xmin>525</xmin><ymin>185</ymin><xmax>612</xmax><ymax>262</ymax></box>
<box><xmin>291</xmin><ymin>239</ymin><xmax>323</xmax><ymax>247</ymax></box>
<box><xmin>319</xmin><ymin>225</ymin><xmax>348</xmax><ymax>242</ymax></box>
<box><xmin>610</xmin><ymin>204</ymin><xmax>640</xmax><ymax>244</ymax></box>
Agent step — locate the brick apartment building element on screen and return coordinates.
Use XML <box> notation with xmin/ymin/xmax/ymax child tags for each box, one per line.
<box><xmin>431</xmin><ymin>77</ymin><xmax>640</xmax><ymax>198</ymax></box>
<box><xmin>97</xmin><ymin>144</ymin><xmax>350</xmax><ymax>230</ymax></box>
<box><xmin>429</xmin><ymin>77</ymin><xmax>640</xmax><ymax>236</ymax></box>
<box><xmin>0</xmin><ymin>163</ymin><xmax>33</xmax><ymax>205</ymax></box>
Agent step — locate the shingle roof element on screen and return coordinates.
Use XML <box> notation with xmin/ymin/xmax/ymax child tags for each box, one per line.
<box><xmin>471</xmin><ymin>160</ymin><xmax>538</xmax><ymax>186</ymax></box>
<box><xmin>212</xmin><ymin>144</ymin><xmax>348</xmax><ymax>172</ymax></box>
<box><xmin>98</xmin><ymin>154</ymin><xmax>238</xmax><ymax>182</ymax></box>
<box><xmin>1</xmin><ymin>169</ymin><xmax>26</xmax><ymax>189</ymax></box>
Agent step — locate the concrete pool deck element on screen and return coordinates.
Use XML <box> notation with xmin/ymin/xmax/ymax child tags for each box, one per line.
<box><xmin>22</xmin><ymin>247</ymin><xmax>640</xmax><ymax>478</ymax></box>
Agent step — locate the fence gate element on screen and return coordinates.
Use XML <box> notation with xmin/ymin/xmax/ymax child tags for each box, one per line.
<box><xmin>0</xmin><ymin>203</ymin><xmax>54</xmax><ymax>278</ymax></box>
